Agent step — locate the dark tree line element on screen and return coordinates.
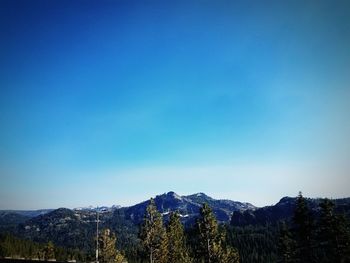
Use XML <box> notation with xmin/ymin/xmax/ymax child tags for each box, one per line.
<box><xmin>0</xmin><ymin>234</ymin><xmax>85</xmax><ymax>261</ymax></box>
<box><xmin>225</xmin><ymin>193</ymin><xmax>350</xmax><ymax>263</ymax></box>
<box><xmin>278</xmin><ymin>192</ymin><xmax>350</xmax><ymax>263</ymax></box>
<box><xmin>226</xmin><ymin>224</ymin><xmax>279</xmax><ymax>262</ymax></box>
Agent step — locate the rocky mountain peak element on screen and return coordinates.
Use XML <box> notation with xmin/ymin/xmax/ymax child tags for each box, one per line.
<box><xmin>166</xmin><ymin>191</ymin><xmax>182</xmax><ymax>200</ymax></box>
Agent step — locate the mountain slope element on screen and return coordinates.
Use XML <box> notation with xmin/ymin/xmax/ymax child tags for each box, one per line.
<box><xmin>16</xmin><ymin>208</ymin><xmax>107</xmax><ymax>252</ymax></box>
<box><xmin>122</xmin><ymin>191</ymin><xmax>255</xmax><ymax>224</ymax></box>
<box><xmin>0</xmin><ymin>209</ymin><xmax>53</xmax><ymax>233</ymax></box>
<box><xmin>231</xmin><ymin>196</ymin><xmax>350</xmax><ymax>226</ymax></box>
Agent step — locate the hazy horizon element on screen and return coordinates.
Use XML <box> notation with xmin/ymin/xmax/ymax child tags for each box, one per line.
<box><xmin>1</xmin><ymin>0</ymin><xmax>350</xmax><ymax>210</ymax></box>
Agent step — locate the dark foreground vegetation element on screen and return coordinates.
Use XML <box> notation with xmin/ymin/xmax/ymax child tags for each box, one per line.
<box><xmin>0</xmin><ymin>260</ymin><xmax>68</xmax><ymax>263</ymax></box>
<box><xmin>1</xmin><ymin>193</ymin><xmax>350</xmax><ymax>263</ymax></box>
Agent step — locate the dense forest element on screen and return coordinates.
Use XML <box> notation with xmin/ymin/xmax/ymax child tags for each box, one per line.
<box><xmin>1</xmin><ymin>193</ymin><xmax>350</xmax><ymax>263</ymax></box>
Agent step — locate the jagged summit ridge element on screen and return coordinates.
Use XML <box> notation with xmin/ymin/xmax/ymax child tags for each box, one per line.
<box><xmin>120</xmin><ymin>191</ymin><xmax>256</xmax><ymax>224</ymax></box>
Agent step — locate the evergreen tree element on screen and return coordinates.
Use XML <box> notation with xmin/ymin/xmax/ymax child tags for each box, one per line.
<box><xmin>99</xmin><ymin>228</ymin><xmax>126</xmax><ymax>263</ymax></box>
<box><xmin>166</xmin><ymin>211</ymin><xmax>191</xmax><ymax>263</ymax></box>
<box><xmin>292</xmin><ymin>192</ymin><xmax>315</xmax><ymax>263</ymax></box>
<box><xmin>217</xmin><ymin>226</ymin><xmax>240</xmax><ymax>263</ymax></box>
<box><xmin>219</xmin><ymin>246</ymin><xmax>240</xmax><ymax>263</ymax></box>
<box><xmin>277</xmin><ymin>221</ymin><xmax>295</xmax><ymax>263</ymax></box>
<box><xmin>43</xmin><ymin>241</ymin><xmax>55</xmax><ymax>260</ymax></box>
<box><xmin>197</xmin><ymin>203</ymin><xmax>219</xmax><ymax>263</ymax></box>
<box><xmin>316</xmin><ymin>199</ymin><xmax>350</xmax><ymax>263</ymax></box>
<box><xmin>196</xmin><ymin>203</ymin><xmax>239</xmax><ymax>263</ymax></box>
<box><xmin>140</xmin><ymin>198</ymin><xmax>168</xmax><ymax>263</ymax></box>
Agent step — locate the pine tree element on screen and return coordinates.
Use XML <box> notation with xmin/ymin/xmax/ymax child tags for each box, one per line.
<box><xmin>43</xmin><ymin>241</ymin><xmax>55</xmax><ymax>260</ymax></box>
<box><xmin>115</xmin><ymin>253</ymin><xmax>127</xmax><ymax>263</ymax></box>
<box><xmin>99</xmin><ymin>228</ymin><xmax>126</xmax><ymax>263</ymax></box>
<box><xmin>166</xmin><ymin>211</ymin><xmax>191</xmax><ymax>263</ymax></box>
<box><xmin>277</xmin><ymin>221</ymin><xmax>295</xmax><ymax>263</ymax></box>
<box><xmin>317</xmin><ymin>199</ymin><xmax>350</xmax><ymax>263</ymax></box>
<box><xmin>292</xmin><ymin>192</ymin><xmax>315</xmax><ymax>263</ymax></box>
<box><xmin>196</xmin><ymin>203</ymin><xmax>239</xmax><ymax>263</ymax></box>
<box><xmin>216</xmin><ymin>226</ymin><xmax>240</xmax><ymax>263</ymax></box>
<box><xmin>140</xmin><ymin>198</ymin><xmax>168</xmax><ymax>263</ymax></box>
<box><xmin>333</xmin><ymin>214</ymin><xmax>350</xmax><ymax>262</ymax></box>
<box><xmin>197</xmin><ymin>203</ymin><xmax>219</xmax><ymax>263</ymax></box>
<box><xmin>219</xmin><ymin>246</ymin><xmax>240</xmax><ymax>263</ymax></box>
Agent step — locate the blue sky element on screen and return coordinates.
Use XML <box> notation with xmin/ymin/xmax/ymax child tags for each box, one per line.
<box><xmin>1</xmin><ymin>0</ymin><xmax>350</xmax><ymax>209</ymax></box>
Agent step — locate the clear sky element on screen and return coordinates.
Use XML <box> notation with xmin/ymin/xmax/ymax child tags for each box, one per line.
<box><xmin>1</xmin><ymin>0</ymin><xmax>350</xmax><ymax>209</ymax></box>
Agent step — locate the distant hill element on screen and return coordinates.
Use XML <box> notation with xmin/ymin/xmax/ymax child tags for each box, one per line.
<box><xmin>13</xmin><ymin>207</ymin><xmax>118</xmax><ymax>253</ymax></box>
<box><xmin>231</xmin><ymin>196</ymin><xmax>350</xmax><ymax>226</ymax></box>
<box><xmin>0</xmin><ymin>210</ymin><xmax>53</xmax><ymax>232</ymax></box>
<box><xmin>0</xmin><ymin>209</ymin><xmax>54</xmax><ymax>218</ymax></box>
<box><xmin>1</xmin><ymin>192</ymin><xmax>350</xmax><ymax>255</ymax></box>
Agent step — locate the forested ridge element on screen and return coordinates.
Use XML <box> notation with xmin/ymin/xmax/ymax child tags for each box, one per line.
<box><xmin>1</xmin><ymin>193</ymin><xmax>350</xmax><ymax>262</ymax></box>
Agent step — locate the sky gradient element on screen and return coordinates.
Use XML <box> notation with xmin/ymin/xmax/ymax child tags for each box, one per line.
<box><xmin>1</xmin><ymin>0</ymin><xmax>350</xmax><ymax>209</ymax></box>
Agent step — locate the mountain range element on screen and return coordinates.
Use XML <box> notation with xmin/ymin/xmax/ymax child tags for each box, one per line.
<box><xmin>0</xmin><ymin>191</ymin><xmax>255</xmax><ymax>227</ymax></box>
<box><xmin>1</xmin><ymin>191</ymin><xmax>349</xmax><ymax>254</ymax></box>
